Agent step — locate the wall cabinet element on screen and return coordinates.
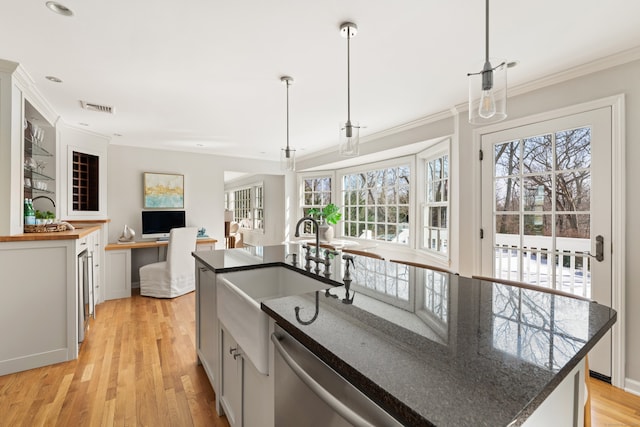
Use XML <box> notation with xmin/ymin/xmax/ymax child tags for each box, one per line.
<box><xmin>0</xmin><ymin>60</ymin><xmax>58</xmax><ymax>236</ymax></box>
<box><xmin>58</xmin><ymin>125</ymin><xmax>109</xmax><ymax>220</ymax></box>
<box><xmin>24</xmin><ymin>135</ymin><xmax>55</xmax><ymax>205</ymax></box>
<box><xmin>23</xmin><ymin>98</ymin><xmax>57</xmax><ymax>221</ymax></box>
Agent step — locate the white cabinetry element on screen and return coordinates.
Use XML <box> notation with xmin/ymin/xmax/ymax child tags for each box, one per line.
<box><xmin>58</xmin><ymin>124</ymin><xmax>109</xmax><ymax>220</ymax></box>
<box><xmin>522</xmin><ymin>358</ymin><xmax>587</xmax><ymax>426</ymax></box>
<box><xmin>105</xmin><ymin>248</ymin><xmax>131</xmax><ymax>300</ymax></box>
<box><xmin>195</xmin><ymin>262</ymin><xmax>275</xmax><ymax>427</ymax></box>
<box><xmin>196</xmin><ymin>242</ymin><xmax>215</xmax><ymax>251</ymax></box>
<box><xmin>90</xmin><ymin>229</ymin><xmax>103</xmax><ymax>304</ymax></box>
<box><xmin>24</xmin><ymin>100</ymin><xmax>56</xmax><ymax>214</ymax></box>
<box><xmin>220</xmin><ymin>324</ymin><xmax>244</xmax><ymax>427</ymax></box>
<box><xmin>0</xmin><ymin>59</ymin><xmax>58</xmax><ymax>236</ymax></box>
<box><xmin>217</xmin><ymin>321</ymin><xmax>274</xmax><ymax>427</ymax></box>
<box><xmin>0</xmin><ymin>226</ymin><xmax>101</xmax><ymax>375</ymax></box>
<box><xmin>196</xmin><ymin>262</ymin><xmax>219</xmax><ymax>398</ymax></box>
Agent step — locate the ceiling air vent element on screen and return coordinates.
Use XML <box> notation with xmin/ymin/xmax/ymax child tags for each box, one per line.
<box><xmin>80</xmin><ymin>101</ymin><xmax>115</xmax><ymax>114</ymax></box>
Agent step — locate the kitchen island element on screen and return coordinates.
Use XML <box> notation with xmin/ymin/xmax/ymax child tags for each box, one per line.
<box><xmin>193</xmin><ymin>245</ymin><xmax>616</xmax><ymax>426</ymax></box>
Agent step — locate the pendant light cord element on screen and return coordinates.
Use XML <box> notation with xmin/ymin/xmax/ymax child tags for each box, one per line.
<box><xmin>485</xmin><ymin>0</ymin><xmax>490</xmax><ymax>63</ymax></box>
<box><xmin>347</xmin><ymin>28</ymin><xmax>351</xmax><ymax>123</ymax></box>
<box><xmin>285</xmin><ymin>79</ymin><xmax>290</xmax><ymax>153</ymax></box>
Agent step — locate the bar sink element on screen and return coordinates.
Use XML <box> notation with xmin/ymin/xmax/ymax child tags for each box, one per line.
<box><xmin>217</xmin><ymin>266</ymin><xmax>330</xmax><ymax>374</ymax></box>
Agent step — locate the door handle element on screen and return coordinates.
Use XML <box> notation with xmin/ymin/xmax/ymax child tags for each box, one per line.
<box><xmin>593</xmin><ymin>235</ymin><xmax>604</xmax><ymax>262</ymax></box>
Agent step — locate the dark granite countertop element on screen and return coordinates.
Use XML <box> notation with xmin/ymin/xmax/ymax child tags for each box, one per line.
<box><xmin>193</xmin><ymin>245</ymin><xmax>617</xmax><ymax>426</ymax></box>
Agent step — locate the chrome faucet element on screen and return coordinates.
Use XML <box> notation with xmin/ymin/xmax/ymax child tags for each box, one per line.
<box><xmin>294</xmin><ymin>217</ymin><xmax>324</xmax><ymax>274</ymax></box>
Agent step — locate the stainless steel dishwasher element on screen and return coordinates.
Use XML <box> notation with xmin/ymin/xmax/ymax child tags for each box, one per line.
<box><xmin>271</xmin><ymin>325</ymin><xmax>403</xmax><ymax>427</ymax></box>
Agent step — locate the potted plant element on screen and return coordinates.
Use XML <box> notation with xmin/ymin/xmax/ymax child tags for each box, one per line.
<box><xmin>307</xmin><ymin>203</ymin><xmax>342</xmax><ymax>242</ymax></box>
<box><xmin>35</xmin><ymin>210</ymin><xmax>46</xmax><ymax>225</ymax></box>
<box><xmin>45</xmin><ymin>210</ymin><xmax>56</xmax><ymax>224</ymax></box>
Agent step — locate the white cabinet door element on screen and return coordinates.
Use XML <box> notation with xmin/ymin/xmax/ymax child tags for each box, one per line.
<box><xmin>91</xmin><ymin>230</ymin><xmax>103</xmax><ymax>305</ymax></box>
<box><xmin>86</xmin><ymin>233</ymin><xmax>95</xmax><ymax>318</ymax></box>
<box><xmin>220</xmin><ymin>324</ymin><xmax>243</xmax><ymax>427</ymax></box>
<box><xmin>196</xmin><ymin>263</ymin><xmax>218</xmax><ymax>392</ymax></box>
<box><xmin>105</xmin><ymin>249</ymin><xmax>131</xmax><ymax>300</ymax></box>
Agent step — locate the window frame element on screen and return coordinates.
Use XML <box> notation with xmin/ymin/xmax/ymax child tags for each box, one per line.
<box><xmin>337</xmin><ymin>155</ymin><xmax>415</xmax><ymax>246</ymax></box>
<box><xmin>417</xmin><ymin>142</ymin><xmax>450</xmax><ymax>257</ymax></box>
<box><xmin>226</xmin><ymin>181</ymin><xmax>264</xmax><ymax>232</ymax></box>
<box><xmin>297</xmin><ymin>171</ymin><xmax>335</xmax><ymax>236</ymax></box>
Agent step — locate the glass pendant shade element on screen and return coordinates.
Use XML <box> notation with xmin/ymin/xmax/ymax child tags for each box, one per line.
<box><xmin>339</xmin><ymin>120</ymin><xmax>359</xmax><ymax>157</ymax></box>
<box><xmin>280</xmin><ymin>147</ymin><xmax>295</xmax><ymax>171</ymax></box>
<box><xmin>468</xmin><ymin>60</ymin><xmax>507</xmax><ymax>124</ymax></box>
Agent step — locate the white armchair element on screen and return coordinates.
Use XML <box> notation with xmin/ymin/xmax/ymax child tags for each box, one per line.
<box><xmin>139</xmin><ymin>227</ymin><xmax>198</xmax><ymax>298</ymax></box>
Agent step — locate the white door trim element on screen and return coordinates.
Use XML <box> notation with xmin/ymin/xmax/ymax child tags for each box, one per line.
<box><xmin>471</xmin><ymin>94</ymin><xmax>626</xmax><ymax>387</ymax></box>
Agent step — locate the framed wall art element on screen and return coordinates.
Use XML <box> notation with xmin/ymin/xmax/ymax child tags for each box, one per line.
<box><xmin>143</xmin><ymin>172</ymin><xmax>184</xmax><ymax>208</ymax></box>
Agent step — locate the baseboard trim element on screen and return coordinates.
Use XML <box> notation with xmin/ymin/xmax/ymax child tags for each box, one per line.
<box><xmin>624</xmin><ymin>378</ymin><xmax>640</xmax><ymax>396</ymax></box>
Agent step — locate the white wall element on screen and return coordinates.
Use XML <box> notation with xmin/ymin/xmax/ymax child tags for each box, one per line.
<box><xmin>107</xmin><ymin>145</ymin><xmax>281</xmax><ymax>247</ymax></box>
<box><xmin>224</xmin><ymin>174</ymin><xmax>285</xmax><ymax>246</ymax></box>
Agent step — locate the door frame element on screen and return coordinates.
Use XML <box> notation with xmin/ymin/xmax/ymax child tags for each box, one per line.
<box><xmin>471</xmin><ymin>94</ymin><xmax>626</xmax><ymax>387</ymax></box>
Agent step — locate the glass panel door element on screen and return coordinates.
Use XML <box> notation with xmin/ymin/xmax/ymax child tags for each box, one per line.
<box><xmin>481</xmin><ymin>107</ymin><xmax>612</xmax><ymax>377</ymax></box>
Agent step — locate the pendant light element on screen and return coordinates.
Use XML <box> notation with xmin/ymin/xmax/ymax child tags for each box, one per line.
<box><xmin>339</xmin><ymin>22</ymin><xmax>360</xmax><ymax>157</ymax></box>
<box><xmin>468</xmin><ymin>0</ymin><xmax>507</xmax><ymax>124</ymax></box>
<box><xmin>280</xmin><ymin>76</ymin><xmax>295</xmax><ymax>171</ymax></box>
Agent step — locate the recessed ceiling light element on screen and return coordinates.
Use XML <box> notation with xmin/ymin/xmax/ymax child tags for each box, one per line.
<box><xmin>45</xmin><ymin>1</ymin><xmax>74</xmax><ymax>16</ymax></box>
<box><xmin>45</xmin><ymin>75</ymin><xmax>63</xmax><ymax>83</ymax></box>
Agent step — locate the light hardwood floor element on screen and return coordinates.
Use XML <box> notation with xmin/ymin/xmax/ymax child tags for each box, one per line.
<box><xmin>0</xmin><ymin>290</ymin><xmax>229</xmax><ymax>427</ymax></box>
<box><xmin>1</xmin><ymin>291</ymin><xmax>639</xmax><ymax>426</ymax></box>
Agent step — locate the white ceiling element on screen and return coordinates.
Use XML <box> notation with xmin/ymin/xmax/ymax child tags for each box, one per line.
<box><xmin>2</xmin><ymin>0</ymin><xmax>640</xmax><ymax>162</ymax></box>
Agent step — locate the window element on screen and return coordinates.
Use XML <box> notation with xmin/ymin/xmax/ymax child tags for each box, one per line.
<box><xmin>341</xmin><ymin>163</ymin><xmax>410</xmax><ymax>244</ymax></box>
<box><xmin>233</xmin><ymin>188</ymin><xmax>251</xmax><ymax>224</ymax></box>
<box><xmin>422</xmin><ymin>152</ymin><xmax>449</xmax><ymax>254</ymax></box>
<box><xmin>230</xmin><ymin>183</ymin><xmax>264</xmax><ymax>230</ymax></box>
<box><xmin>300</xmin><ymin>174</ymin><xmax>332</xmax><ymax>234</ymax></box>
<box><xmin>253</xmin><ymin>184</ymin><xmax>264</xmax><ymax>230</ymax></box>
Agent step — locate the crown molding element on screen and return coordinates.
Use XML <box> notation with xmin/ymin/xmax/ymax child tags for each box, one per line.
<box><xmin>298</xmin><ymin>109</ymin><xmax>456</xmax><ymax>164</ymax></box>
<box><xmin>510</xmin><ymin>45</ymin><xmax>640</xmax><ymax>98</ymax></box>
<box><xmin>302</xmin><ymin>46</ymin><xmax>640</xmax><ymax>165</ymax></box>
<box><xmin>454</xmin><ymin>45</ymin><xmax>640</xmax><ymax>113</ymax></box>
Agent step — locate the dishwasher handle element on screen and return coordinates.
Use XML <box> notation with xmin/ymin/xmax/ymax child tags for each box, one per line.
<box><xmin>271</xmin><ymin>333</ymin><xmax>375</xmax><ymax>427</ymax></box>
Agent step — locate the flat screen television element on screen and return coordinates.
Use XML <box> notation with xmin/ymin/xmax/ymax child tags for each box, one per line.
<box><xmin>141</xmin><ymin>210</ymin><xmax>186</xmax><ymax>240</ymax></box>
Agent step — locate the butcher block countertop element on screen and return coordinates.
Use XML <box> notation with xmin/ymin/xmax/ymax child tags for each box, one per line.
<box><xmin>0</xmin><ymin>225</ymin><xmax>102</xmax><ymax>242</ymax></box>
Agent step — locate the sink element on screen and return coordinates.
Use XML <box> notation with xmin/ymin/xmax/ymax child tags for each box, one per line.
<box><xmin>217</xmin><ymin>266</ymin><xmax>330</xmax><ymax>374</ymax></box>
